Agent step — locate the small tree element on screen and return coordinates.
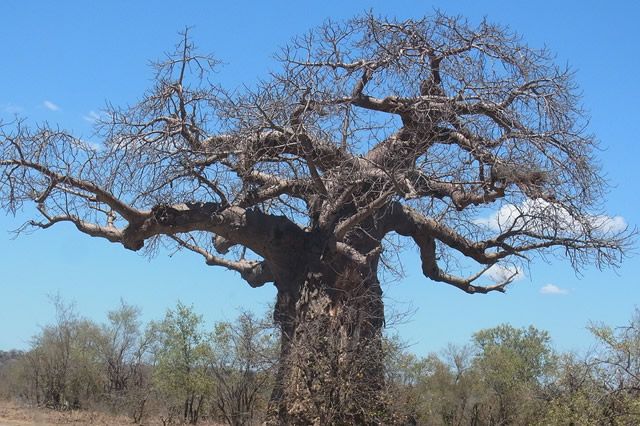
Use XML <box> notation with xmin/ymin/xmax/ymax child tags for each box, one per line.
<box><xmin>151</xmin><ymin>302</ymin><xmax>213</xmax><ymax>425</ymax></box>
<box><xmin>383</xmin><ymin>339</ymin><xmax>486</xmax><ymax>425</ymax></box>
<box><xmin>1</xmin><ymin>12</ymin><xmax>633</xmax><ymax>422</ymax></box>
<box><xmin>0</xmin><ymin>349</ymin><xmax>25</xmax><ymax>400</ymax></box>
<box><xmin>539</xmin><ymin>351</ymin><xmax>603</xmax><ymax>426</ymax></box>
<box><xmin>472</xmin><ymin>324</ymin><xmax>556</xmax><ymax>424</ymax></box>
<box><xmin>26</xmin><ymin>296</ymin><xmax>80</xmax><ymax>409</ymax></box>
<box><xmin>383</xmin><ymin>334</ymin><xmax>426</xmax><ymax>423</ymax></box>
<box><xmin>586</xmin><ymin>308</ymin><xmax>640</xmax><ymax>423</ymax></box>
<box><xmin>21</xmin><ymin>296</ymin><xmax>104</xmax><ymax>410</ymax></box>
<box><xmin>100</xmin><ymin>300</ymin><xmax>143</xmax><ymax>393</ymax></box>
<box><xmin>98</xmin><ymin>300</ymin><xmax>153</xmax><ymax>422</ymax></box>
<box><xmin>210</xmin><ymin>312</ymin><xmax>277</xmax><ymax>425</ymax></box>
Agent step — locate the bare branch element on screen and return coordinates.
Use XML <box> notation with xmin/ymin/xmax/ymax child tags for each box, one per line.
<box><xmin>170</xmin><ymin>235</ymin><xmax>274</xmax><ymax>287</ymax></box>
<box><xmin>31</xmin><ymin>203</ymin><xmax>123</xmax><ymax>242</ymax></box>
<box><xmin>334</xmin><ymin>189</ymin><xmax>395</xmax><ymax>241</ymax></box>
<box><xmin>1</xmin><ymin>158</ymin><xmax>142</xmax><ymax>222</ymax></box>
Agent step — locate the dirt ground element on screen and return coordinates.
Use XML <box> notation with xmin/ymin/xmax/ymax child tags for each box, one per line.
<box><xmin>0</xmin><ymin>400</ymin><xmax>136</xmax><ymax>426</ymax></box>
<box><xmin>0</xmin><ymin>400</ymin><xmax>228</xmax><ymax>426</ymax></box>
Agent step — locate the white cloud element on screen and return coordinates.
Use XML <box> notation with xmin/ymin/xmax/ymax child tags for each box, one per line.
<box><xmin>540</xmin><ymin>283</ymin><xmax>569</xmax><ymax>295</ymax></box>
<box><xmin>83</xmin><ymin>140</ymin><xmax>103</xmax><ymax>152</ymax></box>
<box><xmin>43</xmin><ymin>100</ymin><xmax>61</xmax><ymax>112</ymax></box>
<box><xmin>0</xmin><ymin>103</ymin><xmax>24</xmax><ymax>114</ymax></box>
<box><xmin>474</xmin><ymin>203</ymin><xmax>520</xmax><ymax>230</ymax></box>
<box><xmin>83</xmin><ymin>110</ymin><xmax>101</xmax><ymax>123</ymax></box>
<box><xmin>589</xmin><ymin>214</ymin><xmax>627</xmax><ymax>234</ymax></box>
<box><xmin>475</xmin><ymin>199</ymin><xmax>626</xmax><ymax>236</ymax></box>
<box><xmin>485</xmin><ymin>264</ymin><xmax>525</xmax><ymax>283</ymax></box>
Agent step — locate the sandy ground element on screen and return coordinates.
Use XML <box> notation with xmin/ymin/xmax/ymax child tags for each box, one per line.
<box><xmin>0</xmin><ymin>400</ymin><xmax>227</xmax><ymax>426</ymax></box>
<box><xmin>0</xmin><ymin>400</ymin><xmax>132</xmax><ymax>426</ymax></box>
<box><xmin>0</xmin><ymin>400</ymin><xmax>51</xmax><ymax>426</ymax></box>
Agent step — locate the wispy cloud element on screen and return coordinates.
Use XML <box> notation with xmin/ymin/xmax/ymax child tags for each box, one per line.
<box><xmin>82</xmin><ymin>110</ymin><xmax>101</xmax><ymax>123</ymax></box>
<box><xmin>0</xmin><ymin>103</ymin><xmax>24</xmax><ymax>115</ymax></box>
<box><xmin>540</xmin><ymin>283</ymin><xmax>569</xmax><ymax>295</ymax></box>
<box><xmin>84</xmin><ymin>140</ymin><xmax>103</xmax><ymax>152</ymax></box>
<box><xmin>43</xmin><ymin>100</ymin><xmax>61</xmax><ymax>112</ymax></box>
<box><xmin>485</xmin><ymin>264</ymin><xmax>525</xmax><ymax>283</ymax></box>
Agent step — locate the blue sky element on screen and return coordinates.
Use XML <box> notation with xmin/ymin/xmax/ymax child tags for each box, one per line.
<box><xmin>1</xmin><ymin>1</ymin><xmax>639</xmax><ymax>356</ymax></box>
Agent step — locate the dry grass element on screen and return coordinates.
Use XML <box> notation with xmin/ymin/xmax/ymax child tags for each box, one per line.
<box><xmin>0</xmin><ymin>400</ymin><xmax>229</xmax><ymax>426</ymax></box>
<box><xmin>0</xmin><ymin>400</ymin><xmax>139</xmax><ymax>426</ymax></box>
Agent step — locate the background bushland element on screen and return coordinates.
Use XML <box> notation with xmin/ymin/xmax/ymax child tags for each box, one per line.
<box><xmin>2</xmin><ymin>299</ymin><xmax>640</xmax><ymax>425</ymax></box>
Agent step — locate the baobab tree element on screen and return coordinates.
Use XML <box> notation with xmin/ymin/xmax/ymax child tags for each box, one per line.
<box><xmin>0</xmin><ymin>12</ymin><xmax>632</xmax><ymax>424</ymax></box>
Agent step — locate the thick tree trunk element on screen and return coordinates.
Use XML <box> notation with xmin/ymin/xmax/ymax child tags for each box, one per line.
<box><xmin>266</xmin><ymin>259</ymin><xmax>387</xmax><ymax>425</ymax></box>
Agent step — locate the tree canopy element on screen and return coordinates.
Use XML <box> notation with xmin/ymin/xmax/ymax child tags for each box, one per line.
<box><xmin>0</xmin><ymin>13</ymin><xmax>631</xmax><ymax>293</ymax></box>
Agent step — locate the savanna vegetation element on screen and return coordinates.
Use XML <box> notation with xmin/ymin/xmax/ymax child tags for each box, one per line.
<box><xmin>2</xmin><ymin>299</ymin><xmax>640</xmax><ymax>425</ymax></box>
<box><xmin>0</xmin><ymin>298</ymin><xmax>277</xmax><ymax>426</ymax></box>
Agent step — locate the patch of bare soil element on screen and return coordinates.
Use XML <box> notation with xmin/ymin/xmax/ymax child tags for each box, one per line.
<box><xmin>0</xmin><ymin>400</ymin><xmax>133</xmax><ymax>426</ymax></box>
<box><xmin>0</xmin><ymin>400</ymin><xmax>228</xmax><ymax>426</ymax></box>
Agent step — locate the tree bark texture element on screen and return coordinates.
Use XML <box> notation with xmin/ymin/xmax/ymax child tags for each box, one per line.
<box><xmin>267</xmin><ymin>260</ymin><xmax>386</xmax><ymax>425</ymax></box>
